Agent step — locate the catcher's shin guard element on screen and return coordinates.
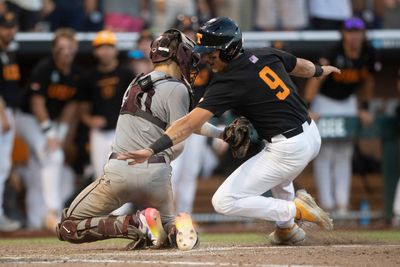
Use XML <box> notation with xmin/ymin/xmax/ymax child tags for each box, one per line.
<box><xmin>56</xmin><ymin>214</ymin><xmax>146</xmax><ymax>245</ymax></box>
<box><xmin>269</xmin><ymin>223</ymin><xmax>306</xmax><ymax>245</ymax></box>
<box><xmin>294</xmin><ymin>189</ymin><xmax>333</xmax><ymax>230</ymax></box>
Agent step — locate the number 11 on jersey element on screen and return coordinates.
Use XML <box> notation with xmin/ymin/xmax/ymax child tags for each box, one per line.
<box><xmin>258</xmin><ymin>66</ymin><xmax>291</xmax><ymax>100</ymax></box>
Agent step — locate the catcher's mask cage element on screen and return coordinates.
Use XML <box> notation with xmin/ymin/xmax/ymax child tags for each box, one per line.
<box><xmin>150</xmin><ymin>29</ymin><xmax>200</xmax><ymax>84</ymax></box>
<box><xmin>194</xmin><ymin>17</ymin><xmax>243</xmax><ymax>62</ymax></box>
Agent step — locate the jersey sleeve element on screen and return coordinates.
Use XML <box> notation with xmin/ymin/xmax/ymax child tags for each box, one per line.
<box><xmin>270</xmin><ymin>48</ymin><xmax>297</xmax><ymax>73</ymax></box>
<box><xmin>166</xmin><ymin>83</ymin><xmax>190</xmax><ymax>124</ymax></box>
<box><xmin>197</xmin><ymin>80</ymin><xmax>238</xmax><ymax>117</ymax></box>
<box><xmin>29</xmin><ymin>60</ymin><xmax>50</xmax><ymax>96</ymax></box>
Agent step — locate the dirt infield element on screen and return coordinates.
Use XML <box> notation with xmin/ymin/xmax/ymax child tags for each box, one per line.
<box><xmin>1</xmin><ymin>230</ymin><xmax>400</xmax><ymax>267</ymax></box>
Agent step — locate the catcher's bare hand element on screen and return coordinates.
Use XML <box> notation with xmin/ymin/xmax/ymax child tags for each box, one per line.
<box><xmin>117</xmin><ymin>149</ymin><xmax>152</xmax><ymax>165</ymax></box>
<box><xmin>321</xmin><ymin>66</ymin><xmax>341</xmax><ymax>77</ymax></box>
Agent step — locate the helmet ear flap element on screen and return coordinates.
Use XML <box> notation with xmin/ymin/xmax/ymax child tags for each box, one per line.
<box><xmin>158</xmin><ymin>38</ymin><xmax>173</xmax><ymax>57</ymax></box>
<box><xmin>219</xmin><ymin>40</ymin><xmax>242</xmax><ymax>62</ymax></box>
<box><xmin>150</xmin><ymin>35</ymin><xmax>175</xmax><ymax>63</ymax></box>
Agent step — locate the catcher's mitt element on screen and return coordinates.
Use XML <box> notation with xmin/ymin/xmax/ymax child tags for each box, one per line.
<box><xmin>223</xmin><ymin>116</ymin><xmax>251</xmax><ymax>159</ymax></box>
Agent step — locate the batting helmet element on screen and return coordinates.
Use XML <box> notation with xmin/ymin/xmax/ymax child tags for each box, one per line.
<box><xmin>150</xmin><ymin>29</ymin><xmax>199</xmax><ymax>83</ymax></box>
<box><xmin>194</xmin><ymin>17</ymin><xmax>242</xmax><ymax>62</ymax></box>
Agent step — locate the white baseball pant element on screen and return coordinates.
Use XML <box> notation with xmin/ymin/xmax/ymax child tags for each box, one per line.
<box><xmin>171</xmin><ymin>134</ymin><xmax>209</xmax><ymax>214</ymax></box>
<box><xmin>14</xmin><ymin>111</ymin><xmax>65</xmax><ymax>214</ymax></box>
<box><xmin>212</xmin><ymin>119</ymin><xmax>321</xmax><ymax>228</ymax></box>
<box><xmin>0</xmin><ymin>108</ymin><xmax>15</xmax><ymax>217</ymax></box>
<box><xmin>393</xmin><ymin>178</ymin><xmax>400</xmax><ymax>217</ymax></box>
<box><xmin>90</xmin><ymin>128</ymin><xmax>115</xmax><ymax>179</ymax></box>
<box><xmin>311</xmin><ymin>94</ymin><xmax>358</xmax><ymax>211</ymax></box>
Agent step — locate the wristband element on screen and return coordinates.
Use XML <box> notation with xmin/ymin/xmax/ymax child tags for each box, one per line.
<box><xmin>149</xmin><ymin>134</ymin><xmax>173</xmax><ymax>154</ymax></box>
<box><xmin>313</xmin><ymin>65</ymin><xmax>323</xmax><ymax>77</ymax></box>
<box><xmin>40</xmin><ymin>120</ymin><xmax>52</xmax><ymax>133</ymax></box>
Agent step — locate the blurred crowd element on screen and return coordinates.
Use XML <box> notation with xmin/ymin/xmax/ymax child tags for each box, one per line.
<box><xmin>0</xmin><ymin>0</ymin><xmax>399</xmax><ymax>33</ymax></box>
<box><xmin>0</xmin><ymin>0</ymin><xmax>400</xmax><ymax>233</ymax></box>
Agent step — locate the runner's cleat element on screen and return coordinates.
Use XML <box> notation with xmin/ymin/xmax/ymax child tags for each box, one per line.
<box><xmin>269</xmin><ymin>223</ymin><xmax>306</xmax><ymax>245</ymax></box>
<box><xmin>294</xmin><ymin>189</ymin><xmax>334</xmax><ymax>230</ymax></box>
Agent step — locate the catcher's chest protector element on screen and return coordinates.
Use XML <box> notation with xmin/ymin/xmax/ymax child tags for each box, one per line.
<box><xmin>120</xmin><ymin>74</ymin><xmax>194</xmax><ymax>130</ymax></box>
<box><xmin>120</xmin><ymin>74</ymin><xmax>169</xmax><ymax>130</ymax></box>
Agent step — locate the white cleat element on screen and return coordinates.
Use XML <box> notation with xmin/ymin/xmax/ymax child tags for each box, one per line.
<box><xmin>269</xmin><ymin>223</ymin><xmax>306</xmax><ymax>245</ymax></box>
<box><xmin>175</xmin><ymin>212</ymin><xmax>199</xmax><ymax>251</ymax></box>
<box><xmin>0</xmin><ymin>215</ymin><xmax>21</xmax><ymax>232</ymax></box>
<box><xmin>295</xmin><ymin>189</ymin><xmax>334</xmax><ymax>231</ymax></box>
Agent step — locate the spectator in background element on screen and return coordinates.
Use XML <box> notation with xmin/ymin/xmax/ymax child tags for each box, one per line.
<box><xmin>15</xmin><ymin>28</ymin><xmax>80</xmax><ymax>230</ymax></box>
<box><xmin>127</xmin><ymin>49</ymin><xmax>152</xmax><ymax>76</ymax></box>
<box><xmin>45</xmin><ymin>0</ymin><xmax>103</xmax><ymax>32</ymax></box>
<box><xmin>0</xmin><ymin>0</ymin><xmax>42</xmax><ymax>31</ymax></box>
<box><xmin>304</xmin><ymin>18</ymin><xmax>377</xmax><ymax>215</ymax></box>
<box><xmin>135</xmin><ymin>29</ymin><xmax>153</xmax><ymax>59</ymax></box>
<box><xmin>196</xmin><ymin>0</ymin><xmax>216</xmax><ymax>26</ymax></box>
<box><xmin>80</xmin><ymin>30</ymin><xmax>134</xmax><ymax>181</ymax></box>
<box><xmin>82</xmin><ymin>0</ymin><xmax>103</xmax><ymax>32</ymax></box>
<box><xmin>352</xmin><ymin>0</ymin><xmax>386</xmax><ymax>29</ymax></box>
<box><xmin>309</xmin><ymin>0</ymin><xmax>353</xmax><ymax>30</ymax></box>
<box><xmin>103</xmin><ymin>0</ymin><xmax>148</xmax><ymax>32</ymax></box>
<box><xmin>152</xmin><ymin>0</ymin><xmax>195</xmax><ymax>33</ymax></box>
<box><xmin>45</xmin><ymin>0</ymin><xmax>84</xmax><ymax>31</ymax></box>
<box><xmin>383</xmin><ymin>0</ymin><xmax>400</xmax><ymax>29</ymax></box>
<box><xmin>254</xmin><ymin>0</ymin><xmax>308</xmax><ymax>31</ymax></box>
<box><xmin>0</xmin><ymin>11</ymin><xmax>22</xmax><ymax>232</ymax></box>
<box><xmin>209</xmin><ymin>0</ymin><xmax>253</xmax><ymax>31</ymax></box>
<box><xmin>126</xmin><ymin>29</ymin><xmax>154</xmax><ymax>76</ymax></box>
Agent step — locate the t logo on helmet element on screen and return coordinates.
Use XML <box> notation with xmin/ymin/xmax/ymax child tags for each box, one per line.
<box><xmin>196</xmin><ymin>33</ymin><xmax>203</xmax><ymax>45</ymax></box>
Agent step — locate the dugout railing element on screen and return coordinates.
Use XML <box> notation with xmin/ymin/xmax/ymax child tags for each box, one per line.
<box><xmin>11</xmin><ymin>30</ymin><xmax>400</xmax><ymax>60</ymax></box>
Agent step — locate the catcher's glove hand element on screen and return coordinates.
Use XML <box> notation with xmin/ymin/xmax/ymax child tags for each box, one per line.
<box><xmin>223</xmin><ymin>116</ymin><xmax>251</xmax><ymax>159</ymax></box>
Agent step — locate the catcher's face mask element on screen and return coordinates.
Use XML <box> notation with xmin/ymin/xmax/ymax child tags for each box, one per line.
<box><xmin>150</xmin><ymin>29</ymin><xmax>200</xmax><ymax>84</ymax></box>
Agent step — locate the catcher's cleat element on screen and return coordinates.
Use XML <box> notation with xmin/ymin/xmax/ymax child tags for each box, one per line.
<box><xmin>175</xmin><ymin>212</ymin><xmax>199</xmax><ymax>251</ymax></box>
<box><xmin>294</xmin><ymin>189</ymin><xmax>334</xmax><ymax>230</ymax></box>
<box><xmin>269</xmin><ymin>223</ymin><xmax>305</xmax><ymax>245</ymax></box>
<box><xmin>137</xmin><ymin>208</ymin><xmax>167</xmax><ymax>248</ymax></box>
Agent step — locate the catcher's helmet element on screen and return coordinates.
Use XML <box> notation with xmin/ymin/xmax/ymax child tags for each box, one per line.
<box><xmin>150</xmin><ymin>29</ymin><xmax>199</xmax><ymax>83</ymax></box>
<box><xmin>194</xmin><ymin>17</ymin><xmax>242</xmax><ymax>62</ymax></box>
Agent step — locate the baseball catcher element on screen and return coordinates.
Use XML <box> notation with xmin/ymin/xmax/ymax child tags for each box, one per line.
<box><xmin>56</xmin><ymin>28</ymin><xmax>203</xmax><ymax>251</ymax></box>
